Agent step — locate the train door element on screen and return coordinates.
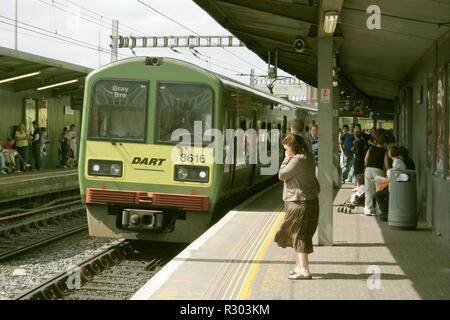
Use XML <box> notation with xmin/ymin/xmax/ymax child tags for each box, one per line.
<box><xmin>231</xmin><ymin>113</ymin><xmax>253</xmax><ymax>191</ymax></box>
<box><xmin>247</xmin><ymin>110</ymin><xmax>257</xmax><ymax>187</ymax></box>
<box><xmin>223</xmin><ymin>109</ymin><xmax>236</xmax><ymax>195</ymax></box>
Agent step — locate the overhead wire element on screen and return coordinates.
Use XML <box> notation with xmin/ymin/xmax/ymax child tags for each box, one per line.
<box><xmin>38</xmin><ymin>0</ymin><xmax>144</xmax><ymax>36</ymax></box>
<box><xmin>136</xmin><ymin>0</ymin><xmax>267</xmax><ymax>73</ymax></box>
<box><xmin>62</xmin><ymin>0</ymin><xmax>144</xmax><ymax>35</ymax></box>
<box><xmin>0</xmin><ymin>16</ymin><xmax>130</xmax><ymax>59</ymax></box>
<box><xmin>35</xmin><ymin>0</ymin><xmax>256</xmax><ymax>73</ymax></box>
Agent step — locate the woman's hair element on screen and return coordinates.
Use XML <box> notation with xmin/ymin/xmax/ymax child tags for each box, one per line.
<box><xmin>282</xmin><ymin>133</ymin><xmax>310</xmax><ymax>156</ymax></box>
<box><xmin>388</xmin><ymin>145</ymin><xmax>399</xmax><ymax>158</ymax></box>
<box><xmin>398</xmin><ymin>146</ymin><xmax>409</xmax><ymax>158</ymax></box>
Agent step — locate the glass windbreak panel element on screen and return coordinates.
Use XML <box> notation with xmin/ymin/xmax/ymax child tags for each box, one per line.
<box><xmin>89</xmin><ymin>79</ymin><xmax>148</xmax><ymax>142</ymax></box>
<box><xmin>156</xmin><ymin>82</ymin><xmax>213</xmax><ymax>144</ymax></box>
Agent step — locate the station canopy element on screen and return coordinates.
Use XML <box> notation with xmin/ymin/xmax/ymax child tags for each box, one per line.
<box><xmin>0</xmin><ymin>46</ymin><xmax>91</xmax><ymax>96</ymax></box>
<box><xmin>193</xmin><ymin>0</ymin><xmax>450</xmax><ymax>112</ymax></box>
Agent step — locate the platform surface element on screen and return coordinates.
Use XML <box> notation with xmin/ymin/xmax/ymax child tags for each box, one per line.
<box><xmin>0</xmin><ymin>169</ymin><xmax>79</xmax><ymax>203</ymax></box>
<box><xmin>132</xmin><ymin>183</ymin><xmax>450</xmax><ymax>300</ymax></box>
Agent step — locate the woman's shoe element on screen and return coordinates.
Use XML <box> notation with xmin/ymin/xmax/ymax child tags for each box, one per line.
<box><xmin>289</xmin><ymin>268</ymin><xmax>301</xmax><ymax>275</ymax></box>
<box><xmin>288</xmin><ymin>272</ymin><xmax>312</xmax><ymax>280</ymax></box>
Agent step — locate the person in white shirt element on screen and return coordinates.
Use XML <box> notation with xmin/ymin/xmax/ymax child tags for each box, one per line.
<box><xmin>375</xmin><ymin>145</ymin><xmax>405</xmax><ymax>221</ymax></box>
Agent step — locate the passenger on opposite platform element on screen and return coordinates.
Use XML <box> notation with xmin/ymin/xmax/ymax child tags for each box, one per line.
<box><xmin>31</xmin><ymin>121</ymin><xmax>43</xmax><ymax>171</ymax></box>
<box><xmin>275</xmin><ymin>133</ymin><xmax>320</xmax><ymax>280</ymax></box>
<box><xmin>67</xmin><ymin>124</ymin><xmax>77</xmax><ymax>168</ymax></box>
<box><xmin>60</xmin><ymin>127</ymin><xmax>70</xmax><ymax>168</ymax></box>
<box><xmin>14</xmin><ymin>123</ymin><xmax>30</xmax><ymax>171</ymax></box>
<box><xmin>3</xmin><ymin>137</ymin><xmax>28</xmax><ymax>172</ymax></box>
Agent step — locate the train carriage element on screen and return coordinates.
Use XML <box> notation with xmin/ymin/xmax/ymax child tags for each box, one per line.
<box><xmin>79</xmin><ymin>57</ymin><xmax>316</xmax><ymax>243</ymax></box>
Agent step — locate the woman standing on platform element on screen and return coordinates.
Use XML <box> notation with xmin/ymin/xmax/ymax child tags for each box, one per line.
<box><xmin>275</xmin><ymin>133</ymin><xmax>320</xmax><ymax>280</ymax></box>
<box><xmin>363</xmin><ymin>130</ymin><xmax>390</xmax><ymax>216</ymax></box>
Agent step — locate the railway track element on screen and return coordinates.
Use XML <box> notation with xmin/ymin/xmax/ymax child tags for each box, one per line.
<box><xmin>16</xmin><ymin>241</ymin><xmax>184</xmax><ymax>300</ymax></box>
<box><xmin>0</xmin><ymin>204</ymin><xmax>87</xmax><ymax>261</ymax></box>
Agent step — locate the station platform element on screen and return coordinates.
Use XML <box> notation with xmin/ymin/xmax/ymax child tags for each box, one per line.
<box><xmin>132</xmin><ymin>183</ymin><xmax>450</xmax><ymax>300</ymax></box>
<box><xmin>0</xmin><ymin>169</ymin><xmax>79</xmax><ymax>204</ymax></box>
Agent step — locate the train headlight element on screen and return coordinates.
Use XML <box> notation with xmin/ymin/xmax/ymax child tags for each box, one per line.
<box><xmin>176</xmin><ymin>167</ymin><xmax>189</xmax><ymax>180</ymax></box>
<box><xmin>174</xmin><ymin>165</ymin><xmax>209</xmax><ymax>183</ymax></box>
<box><xmin>110</xmin><ymin>163</ymin><xmax>122</xmax><ymax>176</ymax></box>
<box><xmin>88</xmin><ymin>160</ymin><xmax>123</xmax><ymax>177</ymax></box>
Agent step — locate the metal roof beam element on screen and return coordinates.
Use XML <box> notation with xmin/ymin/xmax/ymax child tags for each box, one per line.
<box><xmin>217</xmin><ymin>0</ymin><xmax>318</xmax><ymax>25</ymax></box>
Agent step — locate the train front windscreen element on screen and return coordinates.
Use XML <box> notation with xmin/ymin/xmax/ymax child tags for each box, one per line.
<box><xmin>88</xmin><ymin>79</ymin><xmax>149</xmax><ymax>142</ymax></box>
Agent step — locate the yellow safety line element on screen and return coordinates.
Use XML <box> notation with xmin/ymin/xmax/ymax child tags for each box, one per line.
<box><xmin>238</xmin><ymin>207</ymin><xmax>286</xmax><ymax>299</ymax></box>
<box><xmin>219</xmin><ymin>204</ymin><xmax>282</xmax><ymax>299</ymax></box>
<box><xmin>226</xmin><ymin>204</ymin><xmax>283</xmax><ymax>299</ymax></box>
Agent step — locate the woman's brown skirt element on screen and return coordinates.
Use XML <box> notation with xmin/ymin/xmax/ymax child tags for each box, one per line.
<box><xmin>274</xmin><ymin>198</ymin><xmax>319</xmax><ymax>254</ymax></box>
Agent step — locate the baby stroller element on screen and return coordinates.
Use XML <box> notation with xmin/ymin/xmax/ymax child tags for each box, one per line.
<box><xmin>338</xmin><ymin>186</ymin><xmax>365</xmax><ymax>214</ymax></box>
<box><xmin>337</xmin><ymin>196</ymin><xmax>355</xmax><ymax>214</ymax></box>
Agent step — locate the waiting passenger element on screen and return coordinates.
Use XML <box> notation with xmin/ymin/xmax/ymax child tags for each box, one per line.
<box><xmin>363</xmin><ymin>131</ymin><xmax>389</xmax><ymax>216</ymax></box>
<box><xmin>290</xmin><ymin>119</ymin><xmax>305</xmax><ymax>137</ymax></box>
<box><xmin>0</xmin><ymin>151</ymin><xmax>7</xmax><ymax>174</ymax></box>
<box><xmin>398</xmin><ymin>146</ymin><xmax>415</xmax><ymax>170</ymax></box>
<box><xmin>340</xmin><ymin>125</ymin><xmax>354</xmax><ymax>182</ymax></box>
<box><xmin>31</xmin><ymin>121</ymin><xmax>43</xmax><ymax>171</ymax></box>
<box><xmin>275</xmin><ymin>133</ymin><xmax>320</xmax><ymax>280</ymax></box>
<box><xmin>309</xmin><ymin>125</ymin><xmax>319</xmax><ymax>177</ymax></box>
<box><xmin>67</xmin><ymin>124</ymin><xmax>77</xmax><ymax>168</ymax></box>
<box><xmin>350</xmin><ymin>173</ymin><xmax>365</xmax><ymax>206</ymax></box>
<box><xmin>14</xmin><ymin>123</ymin><xmax>30</xmax><ymax>170</ymax></box>
<box><xmin>60</xmin><ymin>127</ymin><xmax>70</xmax><ymax>168</ymax></box>
<box><xmin>374</xmin><ymin>145</ymin><xmax>406</xmax><ymax>221</ymax></box>
<box><xmin>351</xmin><ymin>129</ymin><xmax>366</xmax><ymax>181</ymax></box>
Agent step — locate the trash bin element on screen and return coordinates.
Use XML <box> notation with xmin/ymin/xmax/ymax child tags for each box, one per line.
<box><xmin>388</xmin><ymin>169</ymin><xmax>417</xmax><ymax>230</ymax></box>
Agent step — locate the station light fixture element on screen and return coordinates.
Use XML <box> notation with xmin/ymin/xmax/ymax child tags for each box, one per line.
<box><xmin>0</xmin><ymin>71</ymin><xmax>41</xmax><ymax>84</ymax></box>
<box><xmin>36</xmin><ymin>79</ymin><xmax>79</xmax><ymax>91</ymax></box>
<box><xmin>323</xmin><ymin>11</ymin><xmax>339</xmax><ymax>34</ymax></box>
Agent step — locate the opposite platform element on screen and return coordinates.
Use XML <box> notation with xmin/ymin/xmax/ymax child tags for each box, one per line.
<box><xmin>0</xmin><ymin>169</ymin><xmax>79</xmax><ymax>203</ymax></box>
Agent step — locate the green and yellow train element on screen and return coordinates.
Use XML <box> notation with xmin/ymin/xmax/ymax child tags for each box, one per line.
<box><xmin>79</xmin><ymin>57</ymin><xmax>316</xmax><ymax>243</ymax></box>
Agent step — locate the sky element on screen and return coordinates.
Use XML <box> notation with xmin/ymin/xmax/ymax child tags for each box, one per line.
<box><xmin>0</xmin><ymin>0</ymin><xmax>293</xmax><ymax>85</ymax></box>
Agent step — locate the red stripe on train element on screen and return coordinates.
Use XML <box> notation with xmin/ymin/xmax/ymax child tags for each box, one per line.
<box><xmin>85</xmin><ymin>188</ymin><xmax>208</xmax><ymax>211</ymax></box>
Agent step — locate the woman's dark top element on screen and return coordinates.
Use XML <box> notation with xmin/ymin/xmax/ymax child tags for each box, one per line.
<box><xmin>366</xmin><ymin>145</ymin><xmax>385</xmax><ymax>169</ymax></box>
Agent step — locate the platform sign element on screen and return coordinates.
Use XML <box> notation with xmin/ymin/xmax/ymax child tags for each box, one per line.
<box><xmin>64</xmin><ymin>105</ymin><xmax>75</xmax><ymax>115</ymax></box>
<box><xmin>24</xmin><ymin>98</ymin><xmax>36</xmax><ymax>134</ymax></box>
<box><xmin>320</xmin><ymin>88</ymin><xmax>330</xmax><ymax>104</ymax></box>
